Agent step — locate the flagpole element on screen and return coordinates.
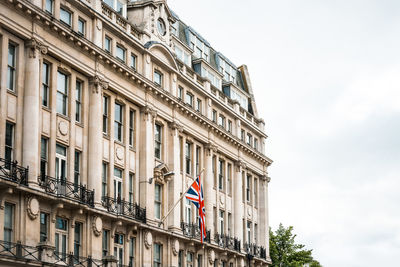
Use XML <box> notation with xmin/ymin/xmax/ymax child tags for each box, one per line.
<box><xmin>158</xmin><ymin>168</ymin><xmax>205</xmax><ymax>227</ymax></box>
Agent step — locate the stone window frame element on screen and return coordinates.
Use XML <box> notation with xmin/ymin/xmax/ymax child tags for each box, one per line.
<box><xmin>56</xmin><ymin>70</ymin><xmax>70</xmax><ymax>117</ymax></box>
<box><xmin>116</xmin><ymin>43</ymin><xmax>126</xmax><ymax>63</ymax></box>
<box><xmin>77</xmin><ymin>17</ymin><xmax>86</xmax><ymax>36</ymax></box>
<box><xmin>60</xmin><ymin>6</ymin><xmax>73</xmax><ymax>27</ymax></box>
<box><xmin>41</xmin><ymin>61</ymin><xmax>51</xmax><ymax>107</ymax></box>
<box><xmin>5</xmin><ymin>121</ymin><xmax>15</xmax><ymax>164</ymax></box>
<box><xmin>153</xmin><ymin>243</ymin><xmax>163</xmax><ymax>267</ymax></box>
<box><xmin>114</xmin><ymin>101</ymin><xmax>124</xmax><ymax>143</ymax></box>
<box><xmin>153</xmin><ymin>68</ymin><xmax>163</xmax><ymax>87</ymax></box>
<box><xmin>7</xmin><ymin>41</ymin><xmax>17</xmax><ymax>92</ymax></box>
<box><xmin>44</xmin><ymin>0</ymin><xmax>54</xmax><ymax>14</ymax></box>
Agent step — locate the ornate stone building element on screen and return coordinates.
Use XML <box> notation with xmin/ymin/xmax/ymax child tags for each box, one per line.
<box><xmin>0</xmin><ymin>0</ymin><xmax>272</xmax><ymax>266</ymax></box>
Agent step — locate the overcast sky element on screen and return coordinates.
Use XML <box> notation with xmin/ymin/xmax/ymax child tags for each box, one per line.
<box><xmin>169</xmin><ymin>0</ymin><xmax>400</xmax><ymax>266</ymax></box>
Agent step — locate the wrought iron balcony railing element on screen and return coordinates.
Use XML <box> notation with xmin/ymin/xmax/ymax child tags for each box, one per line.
<box><xmin>0</xmin><ymin>158</ymin><xmax>28</xmax><ymax>185</ymax></box>
<box><xmin>38</xmin><ymin>175</ymin><xmax>94</xmax><ymax>207</ymax></box>
<box><xmin>101</xmin><ymin>196</ymin><xmax>146</xmax><ymax>223</ymax></box>
<box><xmin>0</xmin><ymin>240</ymin><xmax>103</xmax><ymax>266</ymax></box>
<box><xmin>0</xmin><ymin>240</ymin><xmax>40</xmax><ymax>262</ymax></box>
<box><xmin>180</xmin><ymin>221</ymin><xmax>211</xmax><ymax>243</ymax></box>
<box><xmin>244</xmin><ymin>242</ymin><xmax>266</xmax><ymax>259</ymax></box>
<box><xmin>53</xmin><ymin>251</ymin><xmax>103</xmax><ymax>267</ymax></box>
<box><xmin>214</xmin><ymin>233</ymin><xmax>241</xmax><ymax>252</ymax></box>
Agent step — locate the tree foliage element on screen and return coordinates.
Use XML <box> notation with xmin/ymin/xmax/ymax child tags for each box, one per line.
<box><xmin>269</xmin><ymin>223</ymin><xmax>322</xmax><ymax>267</ymax></box>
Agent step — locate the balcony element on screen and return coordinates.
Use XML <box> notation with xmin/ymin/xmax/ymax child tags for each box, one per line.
<box><xmin>0</xmin><ymin>158</ymin><xmax>28</xmax><ymax>185</ymax></box>
<box><xmin>101</xmin><ymin>196</ymin><xmax>146</xmax><ymax>223</ymax></box>
<box><xmin>214</xmin><ymin>233</ymin><xmax>241</xmax><ymax>252</ymax></box>
<box><xmin>53</xmin><ymin>251</ymin><xmax>103</xmax><ymax>266</ymax></box>
<box><xmin>180</xmin><ymin>222</ymin><xmax>211</xmax><ymax>243</ymax></box>
<box><xmin>0</xmin><ymin>240</ymin><xmax>103</xmax><ymax>266</ymax></box>
<box><xmin>244</xmin><ymin>242</ymin><xmax>267</xmax><ymax>259</ymax></box>
<box><xmin>37</xmin><ymin>175</ymin><xmax>94</xmax><ymax>207</ymax></box>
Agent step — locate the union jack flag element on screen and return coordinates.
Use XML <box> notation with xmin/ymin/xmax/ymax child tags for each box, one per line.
<box><xmin>185</xmin><ymin>175</ymin><xmax>206</xmax><ymax>243</ymax></box>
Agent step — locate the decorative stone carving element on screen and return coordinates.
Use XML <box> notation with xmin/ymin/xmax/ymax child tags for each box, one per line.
<box><xmin>219</xmin><ymin>195</ymin><xmax>225</xmax><ymax>207</ymax></box>
<box><xmin>58</xmin><ymin>121</ymin><xmax>68</xmax><ymax>136</ymax></box>
<box><xmin>115</xmin><ymin>146</ymin><xmax>124</xmax><ymax>160</ymax></box>
<box><xmin>205</xmin><ymin>142</ymin><xmax>218</xmax><ymax>156</ymax></box>
<box><xmin>169</xmin><ymin>121</ymin><xmax>183</xmax><ymax>133</ymax></box>
<box><xmin>26</xmin><ymin>38</ymin><xmax>48</xmax><ymax>58</ymax></box>
<box><xmin>140</xmin><ymin>105</ymin><xmax>157</xmax><ymax>121</ymax></box>
<box><xmin>89</xmin><ymin>75</ymin><xmax>109</xmax><ymax>93</ymax></box>
<box><xmin>92</xmin><ymin>216</ymin><xmax>102</xmax><ymax>237</ymax></box>
<box><xmin>234</xmin><ymin>160</ymin><xmax>247</xmax><ymax>172</ymax></box>
<box><xmin>260</xmin><ymin>175</ymin><xmax>271</xmax><ymax>183</ymax></box>
<box><xmin>26</xmin><ymin>196</ymin><xmax>39</xmax><ymax>220</ymax></box>
<box><xmin>208</xmin><ymin>249</ymin><xmax>215</xmax><ymax>264</ymax></box>
<box><xmin>171</xmin><ymin>239</ymin><xmax>179</xmax><ymax>256</ymax></box>
<box><xmin>144</xmin><ymin>231</ymin><xmax>153</xmax><ymax>249</ymax></box>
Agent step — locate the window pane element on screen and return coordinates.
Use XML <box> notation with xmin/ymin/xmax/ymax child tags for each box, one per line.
<box><xmin>105</xmin><ymin>37</ymin><xmax>111</xmax><ymax>52</ymax></box>
<box><xmin>103</xmin><ymin>0</ymin><xmax>113</xmax><ymax>7</ymax></box>
<box><xmin>60</xmin><ymin>8</ymin><xmax>71</xmax><ymax>25</ymax></box>
<box><xmin>45</xmin><ymin>0</ymin><xmax>53</xmax><ymax>13</ymax></box>
<box><xmin>57</xmin><ymin>72</ymin><xmax>68</xmax><ymax>115</ymax></box>
<box><xmin>78</xmin><ymin>19</ymin><xmax>85</xmax><ymax>34</ymax></box>
<box><xmin>116</xmin><ymin>46</ymin><xmax>125</xmax><ymax>62</ymax></box>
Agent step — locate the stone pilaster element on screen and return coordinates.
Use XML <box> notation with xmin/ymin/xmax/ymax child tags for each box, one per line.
<box><xmin>139</xmin><ymin>105</ymin><xmax>157</xmax><ymax>221</ymax></box>
<box><xmin>204</xmin><ymin>142</ymin><xmax>217</xmax><ymax>237</ymax></box>
<box><xmin>23</xmin><ymin>38</ymin><xmax>47</xmax><ymax>187</ymax></box>
<box><xmin>167</xmin><ymin>121</ymin><xmax>183</xmax><ymax>231</ymax></box>
<box><xmin>88</xmin><ymin>75</ymin><xmax>108</xmax><ymax>207</ymax></box>
<box><xmin>259</xmin><ymin>175</ymin><xmax>271</xmax><ymax>250</ymax></box>
<box><xmin>234</xmin><ymin>160</ymin><xmax>246</xmax><ymax>242</ymax></box>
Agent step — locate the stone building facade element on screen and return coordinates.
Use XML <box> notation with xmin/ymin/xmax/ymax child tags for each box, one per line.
<box><xmin>0</xmin><ymin>0</ymin><xmax>272</xmax><ymax>266</ymax></box>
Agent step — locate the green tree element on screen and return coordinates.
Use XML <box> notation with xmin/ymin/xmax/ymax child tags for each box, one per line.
<box><xmin>269</xmin><ymin>223</ymin><xmax>322</xmax><ymax>267</ymax></box>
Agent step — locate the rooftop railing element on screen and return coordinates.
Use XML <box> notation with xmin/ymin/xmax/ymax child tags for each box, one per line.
<box><xmin>38</xmin><ymin>175</ymin><xmax>94</xmax><ymax>207</ymax></box>
<box><xmin>0</xmin><ymin>158</ymin><xmax>28</xmax><ymax>185</ymax></box>
<box><xmin>101</xmin><ymin>196</ymin><xmax>146</xmax><ymax>223</ymax></box>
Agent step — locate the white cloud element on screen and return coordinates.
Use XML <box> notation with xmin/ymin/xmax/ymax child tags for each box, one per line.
<box><xmin>169</xmin><ymin>0</ymin><xmax>400</xmax><ymax>266</ymax></box>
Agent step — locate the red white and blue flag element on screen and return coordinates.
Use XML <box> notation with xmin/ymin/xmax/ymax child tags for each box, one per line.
<box><xmin>185</xmin><ymin>176</ymin><xmax>206</xmax><ymax>243</ymax></box>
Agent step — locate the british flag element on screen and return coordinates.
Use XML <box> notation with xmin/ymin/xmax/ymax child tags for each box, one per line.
<box><xmin>185</xmin><ymin>175</ymin><xmax>206</xmax><ymax>243</ymax></box>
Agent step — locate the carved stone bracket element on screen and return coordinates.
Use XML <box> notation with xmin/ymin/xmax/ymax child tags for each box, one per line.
<box><xmin>0</xmin><ymin>188</ymin><xmax>13</xmax><ymax>209</ymax></box>
<box><xmin>90</xmin><ymin>75</ymin><xmax>109</xmax><ymax>94</ymax></box>
<box><xmin>71</xmin><ymin>208</ymin><xmax>83</xmax><ymax>228</ymax></box>
<box><xmin>205</xmin><ymin>142</ymin><xmax>218</xmax><ymax>156</ymax></box>
<box><xmin>51</xmin><ymin>203</ymin><xmax>64</xmax><ymax>223</ymax></box>
<box><xmin>260</xmin><ymin>175</ymin><xmax>271</xmax><ymax>183</ymax></box>
<box><xmin>141</xmin><ymin>105</ymin><xmax>157</xmax><ymax>122</ymax></box>
<box><xmin>26</xmin><ymin>38</ymin><xmax>48</xmax><ymax>58</ymax></box>
<box><xmin>234</xmin><ymin>160</ymin><xmax>247</xmax><ymax>172</ymax></box>
<box><xmin>168</xmin><ymin>121</ymin><xmax>183</xmax><ymax>134</ymax></box>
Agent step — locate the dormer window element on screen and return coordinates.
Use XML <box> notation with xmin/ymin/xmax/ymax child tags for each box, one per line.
<box><xmin>219</xmin><ymin>58</ymin><xmax>237</xmax><ymax>84</ymax></box>
<box><xmin>201</xmin><ymin>67</ymin><xmax>220</xmax><ymax>89</ymax></box>
<box><xmin>188</xmin><ymin>31</ymin><xmax>209</xmax><ymax>61</ymax></box>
